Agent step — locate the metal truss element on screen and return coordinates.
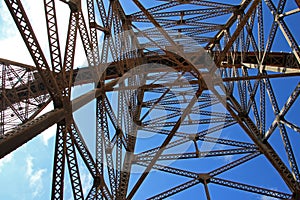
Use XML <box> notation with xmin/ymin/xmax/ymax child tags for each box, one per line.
<box><xmin>1</xmin><ymin>0</ymin><xmax>300</xmax><ymax>199</ymax></box>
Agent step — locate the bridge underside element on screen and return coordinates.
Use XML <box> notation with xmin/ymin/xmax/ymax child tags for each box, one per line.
<box><xmin>0</xmin><ymin>0</ymin><xmax>300</xmax><ymax>199</ymax></box>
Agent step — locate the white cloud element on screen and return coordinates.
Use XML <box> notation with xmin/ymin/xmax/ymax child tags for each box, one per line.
<box><xmin>25</xmin><ymin>156</ymin><xmax>34</xmax><ymax>177</ymax></box>
<box><xmin>0</xmin><ymin>0</ymin><xmax>96</xmax><ymax>147</ymax></box>
<box><xmin>260</xmin><ymin>196</ymin><xmax>277</xmax><ymax>200</ymax></box>
<box><xmin>0</xmin><ymin>152</ymin><xmax>13</xmax><ymax>172</ymax></box>
<box><xmin>0</xmin><ymin>0</ymin><xmax>42</xmax><ymax>64</ymax></box>
<box><xmin>1</xmin><ymin>0</ymin><xmax>95</xmax><ymax>198</ymax></box>
<box><xmin>223</xmin><ymin>154</ymin><xmax>234</xmax><ymax>162</ymax></box>
<box><xmin>25</xmin><ymin>156</ymin><xmax>47</xmax><ymax>197</ymax></box>
<box><xmin>258</xmin><ymin>188</ymin><xmax>279</xmax><ymax>200</ymax></box>
<box><xmin>79</xmin><ymin>163</ymin><xmax>93</xmax><ymax>195</ymax></box>
<box><xmin>38</xmin><ymin>104</ymin><xmax>56</xmax><ymax>146</ymax></box>
<box><xmin>0</xmin><ymin>31</ymin><xmax>32</xmax><ymax>64</ymax></box>
<box><xmin>0</xmin><ymin>2</ymin><xmax>16</xmax><ymax>36</ymax></box>
<box><xmin>0</xmin><ymin>0</ymin><xmax>88</xmax><ymax>67</ymax></box>
<box><xmin>30</xmin><ymin>169</ymin><xmax>47</xmax><ymax>197</ymax></box>
<box><xmin>40</xmin><ymin>124</ymin><xmax>57</xmax><ymax>146</ymax></box>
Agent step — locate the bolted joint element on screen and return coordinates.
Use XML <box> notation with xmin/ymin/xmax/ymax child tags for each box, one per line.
<box><xmin>275</xmin><ymin>115</ymin><xmax>284</xmax><ymax>122</ymax></box>
<box><xmin>57</xmin><ymin>119</ymin><xmax>66</xmax><ymax>126</ymax></box>
<box><xmin>72</xmin><ymin>0</ymin><xmax>81</xmax><ymax>11</ymax></box>
<box><xmin>116</xmin><ymin>128</ymin><xmax>122</xmax><ymax>136</ymax></box>
<box><xmin>53</xmin><ymin>99</ymin><xmax>63</xmax><ymax>109</ymax></box>
<box><xmin>106</xmin><ymin>147</ymin><xmax>113</xmax><ymax>154</ymax></box>
<box><xmin>188</xmin><ymin>134</ymin><xmax>197</xmax><ymax>141</ymax></box>
<box><xmin>93</xmin><ymin>175</ymin><xmax>102</xmax><ymax>188</ymax></box>
<box><xmin>238</xmin><ymin>111</ymin><xmax>247</xmax><ymax>120</ymax></box>
<box><xmin>130</xmin><ymin>154</ymin><xmax>137</xmax><ymax>163</ymax></box>
<box><xmin>176</xmin><ymin>19</ymin><xmax>186</xmax><ymax>25</ymax></box>
<box><xmin>62</xmin><ymin>0</ymin><xmax>81</xmax><ymax>12</ymax></box>
<box><xmin>126</xmin><ymin>15</ymin><xmax>132</xmax><ymax>21</ymax></box>
<box><xmin>135</xmin><ymin>120</ymin><xmax>142</xmax><ymax>126</ymax></box>
<box><xmin>122</xmin><ymin>15</ymin><xmax>133</xmax><ymax>25</ymax></box>
<box><xmin>274</xmin><ymin>14</ymin><xmax>279</xmax><ymax>22</ymax></box>
<box><xmin>233</xmin><ymin>8</ymin><xmax>244</xmax><ymax>16</ymax></box>
<box><xmin>90</xmin><ymin>22</ymin><xmax>110</xmax><ymax>35</ymax></box>
<box><xmin>63</xmin><ymin>97</ymin><xmax>73</xmax><ymax>113</ymax></box>
<box><xmin>292</xmin><ymin>191</ymin><xmax>300</xmax><ymax>200</ymax></box>
<box><xmin>190</xmin><ymin>135</ymin><xmax>199</xmax><ymax>148</ymax></box>
<box><xmin>198</xmin><ymin>173</ymin><xmax>211</xmax><ymax>184</ymax></box>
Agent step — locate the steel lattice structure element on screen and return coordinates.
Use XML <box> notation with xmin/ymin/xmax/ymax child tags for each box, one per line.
<box><xmin>0</xmin><ymin>0</ymin><xmax>300</xmax><ymax>199</ymax></box>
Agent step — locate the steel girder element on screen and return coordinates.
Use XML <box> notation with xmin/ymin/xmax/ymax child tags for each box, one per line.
<box><xmin>0</xmin><ymin>0</ymin><xmax>300</xmax><ymax>199</ymax></box>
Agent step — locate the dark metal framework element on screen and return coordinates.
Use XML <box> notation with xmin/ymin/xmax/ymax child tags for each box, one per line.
<box><xmin>0</xmin><ymin>0</ymin><xmax>300</xmax><ymax>199</ymax></box>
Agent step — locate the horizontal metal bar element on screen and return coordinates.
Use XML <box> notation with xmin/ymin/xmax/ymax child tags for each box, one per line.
<box><xmin>0</xmin><ymin>88</ymin><xmax>101</xmax><ymax>158</ymax></box>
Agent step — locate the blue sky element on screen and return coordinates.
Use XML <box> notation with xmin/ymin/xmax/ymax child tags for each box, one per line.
<box><xmin>0</xmin><ymin>0</ymin><xmax>92</xmax><ymax>199</ymax></box>
<box><xmin>0</xmin><ymin>0</ymin><xmax>300</xmax><ymax>199</ymax></box>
